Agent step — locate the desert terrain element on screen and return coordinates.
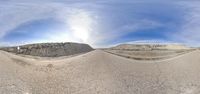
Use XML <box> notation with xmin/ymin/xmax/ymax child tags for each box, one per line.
<box><xmin>0</xmin><ymin>43</ymin><xmax>200</xmax><ymax>94</ymax></box>
<box><xmin>103</xmin><ymin>44</ymin><xmax>193</xmax><ymax>60</ymax></box>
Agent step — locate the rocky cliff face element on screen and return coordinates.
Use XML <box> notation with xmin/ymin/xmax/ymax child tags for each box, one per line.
<box><xmin>0</xmin><ymin>42</ymin><xmax>94</xmax><ymax>57</ymax></box>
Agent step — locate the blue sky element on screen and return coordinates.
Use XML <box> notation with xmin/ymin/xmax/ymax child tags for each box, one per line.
<box><xmin>0</xmin><ymin>0</ymin><xmax>200</xmax><ymax>47</ymax></box>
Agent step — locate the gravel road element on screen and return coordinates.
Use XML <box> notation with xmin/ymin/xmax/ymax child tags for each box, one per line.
<box><xmin>0</xmin><ymin>50</ymin><xmax>200</xmax><ymax>94</ymax></box>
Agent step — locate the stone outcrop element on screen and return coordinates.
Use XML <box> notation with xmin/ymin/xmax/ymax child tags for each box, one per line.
<box><xmin>0</xmin><ymin>42</ymin><xmax>94</xmax><ymax>57</ymax></box>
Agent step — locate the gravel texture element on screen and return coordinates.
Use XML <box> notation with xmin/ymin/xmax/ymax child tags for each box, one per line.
<box><xmin>0</xmin><ymin>42</ymin><xmax>93</xmax><ymax>57</ymax></box>
<box><xmin>0</xmin><ymin>50</ymin><xmax>200</xmax><ymax>94</ymax></box>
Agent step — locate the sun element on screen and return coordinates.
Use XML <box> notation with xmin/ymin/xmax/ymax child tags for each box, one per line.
<box><xmin>68</xmin><ymin>10</ymin><xmax>93</xmax><ymax>43</ymax></box>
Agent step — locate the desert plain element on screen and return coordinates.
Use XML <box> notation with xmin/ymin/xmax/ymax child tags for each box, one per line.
<box><xmin>0</xmin><ymin>43</ymin><xmax>200</xmax><ymax>94</ymax></box>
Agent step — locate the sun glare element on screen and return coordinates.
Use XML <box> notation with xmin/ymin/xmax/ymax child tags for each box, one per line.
<box><xmin>68</xmin><ymin>10</ymin><xmax>93</xmax><ymax>43</ymax></box>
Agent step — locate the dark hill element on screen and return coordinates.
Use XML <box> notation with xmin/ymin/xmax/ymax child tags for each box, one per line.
<box><xmin>0</xmin><ymin>42</ymin><xmax>94</xmax><ymax>57</ymax></box>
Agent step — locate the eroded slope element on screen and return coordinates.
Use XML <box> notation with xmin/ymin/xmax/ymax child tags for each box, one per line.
<box><xmin>0</xmin><ymin>42</ymin><xmax>93</xmax><ymax>57</ymax></box>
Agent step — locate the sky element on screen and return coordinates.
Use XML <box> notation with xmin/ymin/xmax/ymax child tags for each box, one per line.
<box><xmin>0</xmin><ymin>0</ymin><xmax>200</xmax><ymax>48</ymax></box>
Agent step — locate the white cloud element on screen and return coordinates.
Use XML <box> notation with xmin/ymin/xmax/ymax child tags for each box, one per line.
<box><xmin>67</xmin><ymin>9</ymin><xmax>93</xmax><ymax>43</ymax></box>
<box><xmin>0</xmin><ymin>0</ymin><xmax>187</xmax><ymax>47</ymax></box>
<box><xmin>0</xmin><ymin>1</ymin><xmax>103</xmax><ymax>47</ymax></box>
<box><xmin>119</xmin><ymin>19</ymin><xmax>163</xmax><ymax>33</ymax></box>
<box><xmin>101</xmin><ymin>19</ymin><xmax>164</xmax><ymax>43</ymax></box>
<box><xmin>0</xmin><ymin>2</ymin><xmax>63</xmax><ymax>38</ymax></box>
<box><xmin>172</xmin><ymin>1</ymin><xmax>200</xmax><ymax>47</ymax></box>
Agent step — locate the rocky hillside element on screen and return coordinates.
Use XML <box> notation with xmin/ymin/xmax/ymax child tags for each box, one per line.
<box><xmin>111</xmin><ymin>44</ymin><xmax>190</xmax><ymax>51</ymax></box>
<box><xmin>0</xmin><ymin>42</ymin><xmax>94</xmax><ymax>57</ymax></box>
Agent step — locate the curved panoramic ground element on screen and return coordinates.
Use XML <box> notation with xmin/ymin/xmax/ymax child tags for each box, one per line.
<box><xmin>0</xmin><ymin>50</ymin><xmax>200</xmax><ymax>94</ymax></box>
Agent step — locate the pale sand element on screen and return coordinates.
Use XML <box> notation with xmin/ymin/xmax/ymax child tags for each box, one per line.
<box><xmin>0</xmin><ymin>50</ymin><xmax>200</xmax><ymax>94</ymax></box>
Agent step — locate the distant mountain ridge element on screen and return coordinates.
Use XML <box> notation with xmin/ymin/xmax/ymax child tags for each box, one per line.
<box><xmin>0</xmin><ymin>42</ymin><xmax>94</xmax><ymax>57</ymax></box>
<box><xmin>111</xmin><ymin>44</ymin><xmax>190</xmax><ymax>50</ymax></box>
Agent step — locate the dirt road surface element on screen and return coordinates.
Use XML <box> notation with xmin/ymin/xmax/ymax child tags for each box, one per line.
<box><xmin>0</xmin><ymin>50</ymin><xmax>200</xmax><ymax>94</ymax></box>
